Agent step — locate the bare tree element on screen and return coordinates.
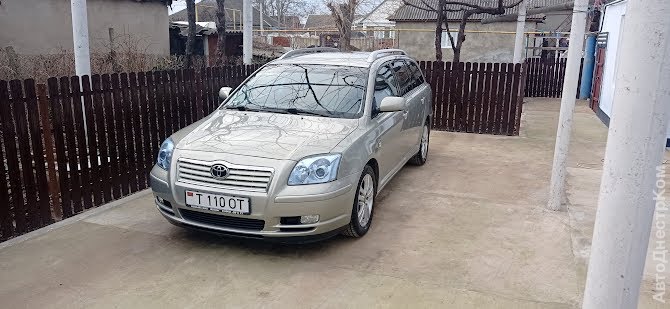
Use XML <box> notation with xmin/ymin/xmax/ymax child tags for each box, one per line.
<box><xmin>402</xmin><ymin>0</ymin><xmax>522</xmax><ymax>62</ymax></box>
<box><xmin>326</xmin><ymin>0</ymin><xmax>360</xmax><ymax>51</ymax></box>
<box><xmin>185</xmin><ymin>0</ymin><xmax>197</xmax><ymax>68</ymax></box>
<box><xmin>215</xmin><ymin>0</ymin><xmax>228</xmax><ymax>66</ymax></box>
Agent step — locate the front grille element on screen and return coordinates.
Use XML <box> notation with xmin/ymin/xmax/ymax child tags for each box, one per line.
<box><xmin>177</xmin><ymin>158</ymin><xmax>273</xmax><ymax>192</ymax></box>
<box><xmin>180</xmin><ymin>208</ymin><xmax>265</xmax><ymax>231</ymax></box>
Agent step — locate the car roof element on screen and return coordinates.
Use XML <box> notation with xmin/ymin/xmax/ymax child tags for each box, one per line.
<box><xmin>269</xmin><ymin>50</ymin><xmax>411</xmax><ymax>68</ymax></box>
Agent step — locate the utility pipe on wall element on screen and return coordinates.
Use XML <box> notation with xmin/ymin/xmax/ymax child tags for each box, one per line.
<box><xmin>579</xmin><ymin>34</ymin><xmax>597</xmax><ymax>99</ymax></box>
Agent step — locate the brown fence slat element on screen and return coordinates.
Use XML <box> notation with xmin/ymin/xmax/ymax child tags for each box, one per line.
<box><xmin>129</xmin><ymin>73</ymin><xmax>145</xmax><ymax>190</ymax></box>
<box><xmin>115</xmin><ymin>74</ymin><xmax>130</xmax><ymax>196</ymax></box>
<box><xmin>508</xmin><ymin>63</ymin><xmax>523</xmax><ymax>135</ymax></box>
<box><xmin>151</xmin><ymin>72</ymin><xmax>165</xmax><ymax>170</ymax></box>
<box><xmin>109</xmin><ymin>74</ymin><xmax>124</xmax><ymax>198</ymax></box>
<box><xmin>159</xmin><ymin>71</ymin><xmax>173</xmax><ymax>136</ymax></box>
<box><xmin>25</xmin><ymin>80</ymin><xmax>51</xmax><ymax>226</ymax></box>
<box><xmin>487</xmin><ymin>63</ymin><xmax>500</xmax><ymax>134</ymax></box>
<box><xmin>473</xmin><ymin>62</ymin><xmax>486</xmax><ymax>133</ymax></box>
<box><xmin>501</xmin><ymin>63</ymin><xmax>515</xmax><ymax>134</ymax></box>
<box><xmin>70</xmin><ymin>76</ymin><xmax>92</xmax><ymax>212</ymax></box>
<box><xmin>432</xmin><ymin>62</ymin><xmax>444</xmax><ymax>129</ymax></box>
<box><xmin>480</xmin><ymin>63</ymin><xmax>493</xmax><ymax>134</ymax></box>
<box><xmin>0</xmin><ymin>80</ymin><xmax>26</xmax><ymax>233</ymax></box>
<box><xmin>184</xmin><ymin>70</ymin><xmax>194</xmax><ymax>125</ymax></box>
<box><xmin>168</xmin><ymin>70</ymin><xmax>180</xmax><ymax>136</ymax></box>
<box><xmin>70</xmin><ymin>77</ymin><xmax>92</xmax><ymax>211</ymax></box>
<box><xmin>37</xmin><ymin>84</ymin><xmax>60</xmax><ymax>221</ymax></box>
<box><xmin>59</xmin><ymin>77</ymin><xmax>82</xmax><ymax>214</ymax></box>
<box><xmin>0</xmin><ymin>81</ymin><xmax>11</xmax><ymax>239</ymax></box>
<box><xmin>458</xmin><ymin>62</ymin><xmax>474</xmax><ymax>132</ymax></box>
<box><xmin>91</xmin><ymin>75</ymin><xmax>111</xmax><ymax>203</ymax></box>
<box><xmin>175</xmin><ymin>70</ymin><xmax>185</xmax><ymax>129</ymax></box>
<box><xmin>137</xmin><ymin>72</ymin><xmax>153</xmax><ymax>182</ymax></box>
<box><xmin>48</xmin><ymin>78</ymin><xmax>72</xmax><ymax>218</ymax></box>
<box><xmin>146</xmin><ymin>73</ymin><xmax>159</xmax><ymax>155</ymax></box>
<box><xmin>81</xmin><ymin>76</ymin><xmax>101</xmax><ymax>207</ymax></box>
<box><xmin>120</xmin><ymin>73</ymin><xmax>137</xmax><ymax>193</ymax></box>
<box><xmin>101</xmin><ymin>74</ymin><xmax>120</xmax><ymax>199</ymax></box>
<box><xmin>9</xmin><ymin>80</ymin><xmax>40</xmax><ymax>229</ymax></box>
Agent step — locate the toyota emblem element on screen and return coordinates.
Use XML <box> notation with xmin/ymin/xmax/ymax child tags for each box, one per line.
<box><xmin>210</xmin><ymin>164</ymin><xmax>229</xmax><ymax>179</ymax></box>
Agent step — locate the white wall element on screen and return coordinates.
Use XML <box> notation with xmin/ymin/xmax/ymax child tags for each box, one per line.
<box><xmin>599</xmin><ymin>1</ymin><xmax>627</xmax><ymax>118</ymax></box>
<box><xmin>599</xmin><ymin>0</ymin><xmax>670</xmax><ymax>142</ymax></box>
<box><xmin>0</xmin><ymin>0</ymin><xmax>169</xmax><ymax>55</ymax></box>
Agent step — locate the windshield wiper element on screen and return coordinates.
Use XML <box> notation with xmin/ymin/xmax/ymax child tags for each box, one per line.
<box><xmin>225</xmin><ymin>105</ymin><xmax>248</xmax><ymax>111</ymax></box>
<box><xmin>285</xmin><ymin>108</ymin><xmax>330</xmax><ymax>117</ymax></box>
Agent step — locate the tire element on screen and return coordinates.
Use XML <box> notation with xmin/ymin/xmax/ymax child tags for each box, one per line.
<box><xmin>409</xmin><ymin>121</ymin><xmax>430</xmax><ymax>166</ymax></box>
<box><xmin>342</xmin><ymin>165</ymin><xmax>377</xmax><ymax>238</ymax></box>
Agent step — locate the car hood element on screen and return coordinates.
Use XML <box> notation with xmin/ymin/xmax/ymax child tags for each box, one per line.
<box><xmin>176</xmin><ymin>110</ymin><xmax>359</xmax><ymax>161</ymax></box>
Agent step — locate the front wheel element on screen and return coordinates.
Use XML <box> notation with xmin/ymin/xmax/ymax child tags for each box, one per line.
<box><xmin>342</xmin><ymin>165</ymin><xmax>376</xmax><ymax>238</ymax></box>
<box><xmin>409</xmin><ymin>122</ymin><xmax>430</xmax><ymax>166</ymax></box>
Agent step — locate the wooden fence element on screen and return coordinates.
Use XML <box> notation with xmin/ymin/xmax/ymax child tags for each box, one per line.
<box><xmin>419</xmin><ymin>61</ymin><xmax>525</xmax><ymax>135</ymax></box>
<box><xmin>524</xmin><ymin>58</ymin><xmax>584</xmax><ymax>98</ymax></box>
<box><xmin>0</xmin><ymin>61</ymin><xmax>526</xmax><ymax>241</ymax></box>
<box><xmin>0</xmin><ymin>65</ymin><xmax>260</xmax><ymax>240</ymax></box>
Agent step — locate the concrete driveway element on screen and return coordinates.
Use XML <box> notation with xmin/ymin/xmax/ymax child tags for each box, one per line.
<box><xmin>0</xmin><ymin>99</ymin><xmax>665</xmax><ymax>308</ymax></box>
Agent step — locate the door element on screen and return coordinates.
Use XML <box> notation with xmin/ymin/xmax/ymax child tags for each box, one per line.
<box><xmin>389</xmin><ymin>60</ymin><xmax>418</xmax><ymax>158</ymax></box>
<box><xmin>406</xmin><ymin>60</ymin><xmax>430</xmax><ymax>145</ymax></box>
<box><xmin>392</xmin><ymin>59</ymin><xmax>425</xmax><ymax>157</ymax></box>
<box><xmin>371</xmin><ymin>63</ymin><xmax>407</xmax><ymax>182</ymax></box>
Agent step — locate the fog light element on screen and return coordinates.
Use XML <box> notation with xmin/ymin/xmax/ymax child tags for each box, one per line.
<box><xmin>156</xmin><ymin>196</ymin><xmax>164</xmax><ymax>204</ymax></box>
<box><xmin>300</xmin><ymin>215</ymin><xmax>320</xmax><ymax>224</ymax></box>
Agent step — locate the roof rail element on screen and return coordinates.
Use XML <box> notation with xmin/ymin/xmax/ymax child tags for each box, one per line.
<box><xmin>277</xmin><ymin>47</ymin><xmax>340</xmax><ymax>60</ymax></box>
<box><xmin>366</xmin><ymin>49</ymin><xmax>407</xmax><ymax>62</ymax></box>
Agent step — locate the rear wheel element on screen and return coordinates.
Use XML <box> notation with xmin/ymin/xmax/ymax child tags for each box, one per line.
<box><xmin>409</xmin><ymin>122</ymin><xmax>430</xmax><ymax>166</ymax></box>
<box><xmin>342</xmin><ymin>165</ymin><xmax>376</xmax><ymax>238</ymax></box>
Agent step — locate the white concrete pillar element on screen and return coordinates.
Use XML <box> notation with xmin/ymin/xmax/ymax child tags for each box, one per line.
<box><xmin>546</xmin><ymin>0</ymin><xmax>589</xmax><ymax>211</ymax></box>
<box><xmin>512</xmin><ymin>0</ymin><xmax>528</xmax><ymax>63</ymax></box>
<box><xmin>243</xmin><ymin>0</ymin><xmax>253</xmax><ymax>64</ymax></box>
<box><xmin>70</xmin><ymin>0</ymin><xmax>91</xmax><ymax>76</ymax></box>
<box><xmin>582</xmin><ymin>0</ymin><xmax>670</xmax><ymax>307</ymax></box>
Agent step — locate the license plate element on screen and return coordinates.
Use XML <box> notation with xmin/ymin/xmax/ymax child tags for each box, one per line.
<box><xmin>185</xmin><ymin>191</ymin><xmax>251</xmax><ymax>215</ymax></box>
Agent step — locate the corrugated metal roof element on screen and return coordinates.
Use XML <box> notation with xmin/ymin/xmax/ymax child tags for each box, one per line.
<box><xmin>389</xmin><ymin>0</ymin><xmax>570</xmax><ymax>21</ymax></box>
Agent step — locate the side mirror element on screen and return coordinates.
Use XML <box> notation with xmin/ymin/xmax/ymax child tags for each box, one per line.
<box><xmin>379</xmin><ymin>96</ymin><xmax>406</xmax><ymax>112</ymax></box>
<box><xmin>219</xmin><ymin>87</ymin><xmax>233</xmax><ymax>101</ymax></box>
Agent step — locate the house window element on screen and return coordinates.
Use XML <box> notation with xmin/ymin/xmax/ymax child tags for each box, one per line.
<box><xmin>374</xmin><ymin>31</ymin><xmax>385</xmax><ymax>39</ymax></box>
<box><xmin>441</xmin><ymin>31</ymin><xmax>458</xmax><ymax>49</ymax></box>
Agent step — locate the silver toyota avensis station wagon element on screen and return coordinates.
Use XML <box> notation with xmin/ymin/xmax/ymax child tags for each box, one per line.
<box><xmin>150</xmin><ymin>48</ymin><xmax>432</xmax><ymax>242</ymax></box>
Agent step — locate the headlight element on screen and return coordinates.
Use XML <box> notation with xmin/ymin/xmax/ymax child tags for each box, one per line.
<box><xmin>288</xmin><ymin>154</ymin><xmax>341</xmax><ymax>185</ymax></box>
<box><xmin>156</xmin><ymin>138</ymin><xmax>174</xmax><ymax>170</ymax></box>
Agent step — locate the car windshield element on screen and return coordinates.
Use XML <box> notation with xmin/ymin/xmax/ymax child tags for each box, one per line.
<box><xmin>223</xmin><ymin>64</ymin><xmax>368</xmax><ymax>118</ymax></box>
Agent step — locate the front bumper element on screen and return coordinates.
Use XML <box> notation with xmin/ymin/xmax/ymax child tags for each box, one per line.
<box><xmin>150</xmin><ymin>164</ymin><xmax>357</xmax><ymax>240</ymax></box>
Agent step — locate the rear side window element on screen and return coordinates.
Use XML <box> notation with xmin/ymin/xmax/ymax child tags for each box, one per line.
<box><xmin>408</xmin><ymin>61</ymin><xmax>425</xmax><ymax>87</ymax></box>
<box><xmin>391</xmin><ymin>60</ymin><xmax>413</xmax><ymax>96</ymax></box>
